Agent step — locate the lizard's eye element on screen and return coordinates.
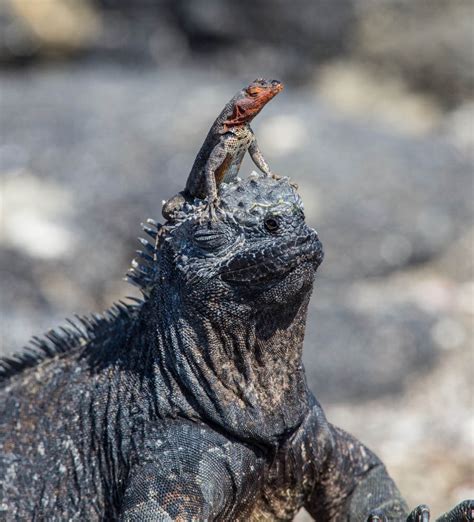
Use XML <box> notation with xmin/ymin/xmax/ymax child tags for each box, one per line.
<box><xmin>264</xmin><ymin>216</ymin><xmax>280</xmax><ymax>233</ymax></box>
<box><xmin>246</xmin><ymin>86</ymin><xmax>261</xmax><ymax>97</ymax></box>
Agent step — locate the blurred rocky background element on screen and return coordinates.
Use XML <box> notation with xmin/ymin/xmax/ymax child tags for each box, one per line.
<box><xmin>0</xmin><ymin>0</ymin><xmax>472</xmax><ymax>516</ymax></box>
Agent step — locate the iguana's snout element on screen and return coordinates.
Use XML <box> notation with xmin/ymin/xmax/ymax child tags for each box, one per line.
<box><xmin>220</xmin><ymin>223</ymin><xmax>323</xmax><ymax>286</ymax></box>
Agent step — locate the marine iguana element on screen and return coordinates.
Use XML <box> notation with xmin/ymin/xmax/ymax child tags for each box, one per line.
<box><xmin>162</xmin><ymin>78</ymin><xmax>283</xmax><ymax>220</ymax></box>
<box><xmin>0</xmin><ymin>173</ymin><xmax>472</xmax><ymax>521</ymax></box>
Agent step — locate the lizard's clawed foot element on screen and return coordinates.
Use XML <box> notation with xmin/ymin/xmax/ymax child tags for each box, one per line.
<box><xmin>407</xmin><ymin>505</ymin><xmax>430</xmax><ymax>522</ymax></box>
<box><xmin>199</xmin><ymin>197</ymin><xmax>222</xmax><ymax>223</ymax></box>
<box><xmin>269</xmin><ymin>172</ymin><xmax>299</xmax><ymax>189</ymax></box>
<box><xmin>162</xmin><ymin>193</ymin><xmax>186</xmax><ymax>221</ymax></box>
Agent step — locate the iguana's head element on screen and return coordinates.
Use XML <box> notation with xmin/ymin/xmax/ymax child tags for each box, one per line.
<box><xmin>223</xmin><ymin>79</ymin><xmax>283</xmax><ymax>129</ymax></box>
<box><xmin>150</xmin><ymin>173</ymin><xmax>322</xmax><ymax>311</ymax></box>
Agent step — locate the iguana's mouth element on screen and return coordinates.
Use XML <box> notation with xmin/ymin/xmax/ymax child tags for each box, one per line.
<box><xmin>220</xmin><ymin>232</ymin><xmax>323</xmax><ymax>284</ymax></box>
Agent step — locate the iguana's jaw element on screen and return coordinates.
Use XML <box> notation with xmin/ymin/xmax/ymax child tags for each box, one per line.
<box><xmin>220</xmin><ymin>231</ymin><xmax>323</xmax><ymax>288</ymax></box>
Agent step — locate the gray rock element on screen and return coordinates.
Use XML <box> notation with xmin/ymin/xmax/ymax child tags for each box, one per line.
<box><xmin>304</xmin><ymin>280</ymin><xmax>438</xmax><ymax>402</ymax></box>
<box><xmin>354</xmin><ymin>0</ymin><xmax>474</xmax><ymax>105</ymax></box>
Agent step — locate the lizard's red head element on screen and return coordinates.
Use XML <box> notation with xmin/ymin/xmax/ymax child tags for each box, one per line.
<box><xmin>224</xmin><ymin>78</ymin><xmax>283</xmax><ymax>128</ymax></box>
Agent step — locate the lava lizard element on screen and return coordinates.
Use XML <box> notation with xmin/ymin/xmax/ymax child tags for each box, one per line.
<box><xmin>162</xmin><ymin>78</ymin><xmax>283</xmax><ymax>220</ymax></box>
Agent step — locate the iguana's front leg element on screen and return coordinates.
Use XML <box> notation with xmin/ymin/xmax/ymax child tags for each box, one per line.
<box><xmin>313</xmin><ymin>427</ymin><xmax>407</xmax><ymax>520</ymax></box>
<box><xmin>298</xmin><ymin>400</ymin><xmax>473</xmax><ymax>521</ymax></box>
<box><xmin>119</xmin><ymin>421</ymin><xmax>263</xmax><ymax>521</ymax></box>
<box><xmin>292</xmin><ymin>397</ymin><xmax>408</xmax><ymax>521</ymax></box>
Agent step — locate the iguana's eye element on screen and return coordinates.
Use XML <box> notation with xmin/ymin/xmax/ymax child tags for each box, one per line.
<box><xmin>264</xmin><ymin>216</ymin><xmax>280</xmax><ymax>233</ymax></box>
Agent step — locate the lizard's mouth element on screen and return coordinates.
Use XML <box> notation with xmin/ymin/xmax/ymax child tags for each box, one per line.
<box><xmin>220</xmin><ymin>232</ymin><xmax>323</xmax><ymax>285</ymax></box>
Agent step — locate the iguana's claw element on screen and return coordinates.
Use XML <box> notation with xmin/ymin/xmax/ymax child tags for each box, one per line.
<box><xmin>367</xmin><ymin>510</ymin><xmax>387</xmax><ymax>522</ymax></box>
<box><xmin>460</xmin><ymin>500</ymin><xmax>474</xmax><ymax>522</ymax></box>
<box><xmin>436</xmin><ymin>500</ymin><xmax>474</xmax><ymax>522</ymax></box>
<box><xmin>208</xmin><ymin>203</ymin><xmax>218</xmax><ymax>222</ymax></box>
<box><xmin>407</xmin><ymin>505</ymin><xmax>430</xmax><ymax>522</ymax></box>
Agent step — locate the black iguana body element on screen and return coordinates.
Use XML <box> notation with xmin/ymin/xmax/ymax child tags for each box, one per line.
<box><xmin>0</xmin><ymin>173</ymin><xmax>472</xmax><ymax>521</ymax></box>
<box><xmin>162</xmin><ymin>78</ymin><xmax>282</xmax><ymax>220</ymax></box>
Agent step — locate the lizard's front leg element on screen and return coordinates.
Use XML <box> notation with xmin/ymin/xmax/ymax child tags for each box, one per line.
<box><xmin>248</xmin><ymin>138</ymin><xmax>279</xmax><ymax>178</ymax></box>
<box><xmin>314</xmin><ymin>425</ymin><xmax>408</xmax><ymax>520</ymax></box>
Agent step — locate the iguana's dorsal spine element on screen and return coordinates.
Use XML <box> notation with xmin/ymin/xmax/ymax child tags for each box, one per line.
<box><xmin>0</xmin><ymin>301</ymin><xmax>140</xmax><ymax>383</ymax></box>
<box><xmin>0</xmin><ymin>219</ymin><xmax>165</xmax><ymax>382</ymax></box>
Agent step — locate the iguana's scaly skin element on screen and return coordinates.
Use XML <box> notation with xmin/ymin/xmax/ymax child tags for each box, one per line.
<box><xmin>0</xmin><ymin>173</ymin><xmax>472</xmax><ymax>521</ymax></box>
<box><xmin>162</xmin><ymin>78</ymin><xmax>282</xmax><ymax>220</ymax></box>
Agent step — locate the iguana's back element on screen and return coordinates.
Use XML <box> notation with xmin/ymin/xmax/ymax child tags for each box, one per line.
<box><xmin>0</xmin><ymin>306</ymin><xmax>142</xmax><ymax>519</ymax></box>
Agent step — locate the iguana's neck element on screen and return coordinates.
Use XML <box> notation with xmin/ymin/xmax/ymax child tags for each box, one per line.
<box><xmin>140</xmin><ymin>282</ymin><xmax>312</xmax><ymax>445</ymax></box>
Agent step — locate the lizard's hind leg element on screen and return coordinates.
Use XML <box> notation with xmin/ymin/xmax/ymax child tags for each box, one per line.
<box><xmin>200</xmin><ymin>146</ymin><xmax>230</xmax><ymax>222</ymax></box>
<box><xmin>200</xmin><ymin>198</ymin><xmax>220</xmax><ymax>222</ymax></box>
